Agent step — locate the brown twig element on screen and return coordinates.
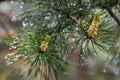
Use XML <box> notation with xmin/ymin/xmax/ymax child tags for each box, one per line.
<box><xmin>68</xmin><ymin>15</ymin><xmax>80</xmax><ymax>25</ymax></box>
<box><xmin>107</xmin><ymin>7</ymin><xmax>120</xmax><ymax>26</ymax></box>
<box><xmin>0</xmin><ymin>13</ymin><xmax>10</xmax><ymax>37</ymax></box>
<box><xmin>53</xmin><ymin>0</ymin><xmax>57</xmax><ymax>6</ymax></box>
<box><xmin>0</xmin><ymin>21</ymin><xmax>10</xmax><ymax>37</ymax></box>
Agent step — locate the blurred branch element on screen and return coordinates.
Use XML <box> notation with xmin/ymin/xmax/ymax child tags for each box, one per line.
<box><xmin>53</xmin><ymin>0</ymin><xmax>57</xmax><ymax>6</ymax></box>
<box><xmin>107</xmin><ymin>7</ymin><xmax>120</xmax><ymax>26</ymax></box>
<box><xmin>0</xmin><ymin>21</ymin><xmax>10</xmax><ymax>37</ymax></box>
<box><xmin>0</xmin><ymin>0</ymin><xmax>6</xmax><ymax>2</ymax></box>
<box><xmin>68</xmin><ymin>15</ymin><xmax>80</xmax><ymax>25</ymax></box>
<box><xmin>0</xmin><ymin>13</ymin><xmax>10</xmax><ymax>37</ymax></box>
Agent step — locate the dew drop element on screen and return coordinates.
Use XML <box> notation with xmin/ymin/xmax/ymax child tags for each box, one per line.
<box><xmin>85</xmin><ymin>62</ymin><xmax>88</xmax><ymax>65</ymax></box>
<box><xmin>20</xmin><ymin>5</ymin><xmax>23</xmax><ymax>9</ymax></box>
<box><xmin>13</xmin><ymin>41</ymin><xmax>16</xmax><ymax>44</ymax></box>
<box><xmin>10</xmin><ymin>1</ymin><xmax>14</xmax><ymax>4</ymax></box>
<box><xmin>82</xmin><ymin>57</ymin><xmax>84</xmax><ymax>60</ymax></box>
<box><xmin>30</xmin><ymin>23</ymin><xmax>34</xmax><ymax>26</ymax></box>
<box><xmin>24</xmin><ymin>56</ymin><xmax>27</xmax><ymax>58</ymax></box>
<box><xmin>20</xmin><ymin>1</ymin><xmax>24</xmax><ymax>5</ymax></box>
<box><xmin>15</xmin><ymin>37</ymin><xmax>18</xmax><ymax>39</ymax></box>
<box><xmin>24</xmin><ymin>52</ymin><xmax>27</xmax><ymax>54</ymax></box>
<box><xmin>75</xmin><ymin>27</ymin><xmax>79</xmax><ymax>30</ymax></box>
<box><xmin>4</xmin><ymin>55</ymin><xmax>8</xmax><ymax>59</ymax></box>
<box><xmin>16</xmin><ymin>54</ymin><xmax>21</xmax><ymax>58</ymax></box>
<box><xmin>22</xmin><ymin>20</ymin><xmax>28</xmax><ymax>27</ymax></box>
<box><xmin>76</xmin><ymin>24</ymin><xmax>79</xmax><ymax>26</ymax></box>
<box><xmin>63</xmin><ymin>72</ymin><xmax>69</xmax><ymax>75</ymax></box>
<box><xmin>81</xmin><ymin>64</ymin><xmax>84</xmax><ymax>66</ymax></box>
<box><xmin>10</xmin><ymin>61</ymin><xmax>13</xmax><ymax>64</ymax></box>
<box><xmin>103</xmin><ymin>69</ymin><xmax>106</xmax><ymax>73</ymax></box>
<box><xmin>7</xmin><ymin>61</ymin><xmax>13</xmax><ymax>65</ymax></box>
<box><xmin>27</xmin><ymin>46</ymin><xmax>30</xmax><ymax>48</ymax></box>
<box><xmin>14</xmin><ymin>58</ymin><xmax>18</xmax><ymax>61</ymax></box>
<box><xmin>86</xmin><ymin>59</ymin><xmax>88</xmax><ymax>61</ymax></box>
<box><xmin>73</xmin><ymin>3</ymin><xmax>76</xmax><ymax>6</ymax></box>
<box><xmin>11</xmin><ymin>45</ymin><xmax>17</xmax><ymax>49</ymax></box>
<box><xmin>79</xmin><ymin>8</ymin><xmax>83</xmax><ymax>11</ymax></box>
<box><xmin>80</xmin><ymin>55</ymin><xmax>83</xmax><ymax>57</ymax></box>
<box><xmin>71</xmin><ymin>46</ymin><xmax>74</xmax><ymax>49</ymax></box>
<box><xmin>70</xmin><ymin>3</ymin><xmax>76</xmax><ymax>6</ymax></box>
<box><xmin>20</xmin><ymin>43</ymin><xmax>23</xmax><ymax>46</ymax></box>
<box><xmin>11</xmin><ymin>16</ymin><xmax>17</xmax><ymax>22</ymax></box>
<box><xmin>9</xmin><ymin>47</ymin><xmax>12</xmax><ymax>50</ymax></box>
<box><xmin>94</xmin><ymin>53</ymin><xmax>97</xmax><ymax>56</ymax></box>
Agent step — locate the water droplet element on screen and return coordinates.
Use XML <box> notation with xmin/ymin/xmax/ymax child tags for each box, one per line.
<box><xmin>11</xmin><ymin>16</ymin><xmax>17</xmax><ymax>22</ymax></box>
<box><xmin>7</xmin><ymin>61</ymin><xmax>13</xmax><ymax>65</ymax></box>
<box><xmin>15</xmin><ymin>37</ymin><xmax>18</xmax><ymax>39</ymax></box>
<box><xmin>11</xmin><ymin>45</ymin><xmax>17</xmax><ymax>49</ymax></box>
<box><xmin>22</xmin><ymin>20</ymin><xmax>28</xmax><ymax>27</ymax></box>
<box><xmin>86</xmin><ymin>59</ymin><xmax>88</xmax><ymax>61</ymax></box>
<box><xmin>30</xmin><ymin>23</ymin><xmax>34</xmax><ymax>26</ymax></box>
<box><xmin>20</xmin><ymin>43</ymin><xmax>23</xmax><ymax>46</ymax></box>
<box><xmin>14</xmin><ymin>58</ymin><xmax>18</xmax><ymax>61</ymax></box>
<box><xmin>72</xmin><ymin>38</ymin><xmax>75</xmax><ymax>42</ymax></box>
<box><xmin>45</xmin><ymin>16</ymin><xmax>50</xmax><ymax>20</ymax></box>
<box><xmin>10</xmin><ymin>61</ymin><xmax>13</xmax><ymax>64</ymax></box>
<box><xmin>10</xmin><ymin>1</ymin><xmax>14</xmax><ymax>3</ymax></box>
<box><xmin>20</xmin><ymin>5</ymin><xmax>23</xmax><ymax>9</ymax></box>
<box><xmin>79</xmin><ymin>8</ymin><xmax>83</xmax><ymax>11</ymax></box>
<box><xmin>58</xmin><ymin>14</ymin><xmax>61</xmax><ymax>18</ymax></box>
<box><xmin>82</xmin><ymin>57</ymin><xmax>84</xmax><ymax>60</ymax></box>
<box><xmin>71</xmin><ymin>46</ymin><xmax>74</xmax><ymax>49</ymax></box>
<box><xmin>27</xmin><ymin>46</ymin><xmax>30</xmax><ymax>48</ymax></box>
<box><xmin>9</xmin><ymin>47</ymin><xmax>12</xmax><ymax>50</ymax></box>
<box><xmin>81</xmin><ymin>64</ymin><xmax>84</xmax><ymax>66</ymax></box>
<box><xmin>4</xmin><ymin>55</ymin><xmax>8</xmax><ymax>59</ymax></box>
<box><xmin>13</xmin><ymin>41</ymin><xmax>16</xmax><ymax>44</ymax></box>
<box><xmin>63</xmin><ymin>72</ymin><xmax>69</xmax><ymax>75</ymax></box>
<box><xmin>16</xmin><ymin>54</ymin><xmax>21</xmax><ymax>58</ymax></box>
<box><xmin>84</xmin><ymin>2</ymin><xmax>89</xmax><ymax>7</ymax></box>
<box><xmin>24</xmin><ymin>56</ymin><xmax>27</xmax><ymax>58</ymax></box>
<box><xmin>94</xmin><ymin>53</ymin><xmax>97</xmax><ymax>56</ymax></box>
<box><xmin>73</xmin><ymin>3</ymin><xmax>76</xmax><ymax>6</ymax></box>
<box><xmin>75</xmin><ymin>27</ymin><xmax>79</xmax><ymax>30</ymax></box>
<box><xmin>76</xmin><ymin>24</ymin><xmax>78</xmax><ymax>26</ymax></box>
<box><xmin>85</xmin><ymin>62</ymin><xmax>88</xmax><ymax>65</ymax></box>
<box><xmin>8</xmin><ymin>53</ymin><xmax>15</xmax><ymax>56</ymax></box>
<box><xmin>70</xmin><ymin>3</ymin><xmax>76</xmax><ymax>6</ymax></box>
<box><xmin>24</xmin><ymin>52</ymin><xmax>27</xmax><ymax>54</ymax></box>
<box><xmin>20</xmin><ymin>2</ymin><xmax>24</xmax><ymax>5</ymax></box>
<box><xmin>103</xmin><ymin>69</ymin><xmax>106</xmax><ymax>73</ymax></box>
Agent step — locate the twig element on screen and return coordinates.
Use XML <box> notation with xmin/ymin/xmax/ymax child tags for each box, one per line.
<box><xmin>0</xmin><ymin>13</ymin><xmax>10</xmax><ymax>37</ymax></box>
<box><xmin>68</xmin><ymin>15</ymin><xmax>80</xmax><ymax>25</ymax></box>
<box><xmin>107</xmin><ymin>7</ymin><xmax>120</xmax><ymax>26</ymax></box>
<box><xmin>53</xmin><ymin>0</ymin><xmax>57</xmax><ymax>6</ymax></box>
<box><xmin>0</xmin><ymin>21</ymin><xmax>10</xmax><ymax>37</ymax></box>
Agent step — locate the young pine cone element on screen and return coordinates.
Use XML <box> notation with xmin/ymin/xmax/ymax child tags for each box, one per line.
<box><xmin>39</xmin><ymin>35</ymin><xmax>51</xmax><ymax>52</ymax></box>
<box><xmin>87</xmin><ymin>15</ymin><xmax>99</xmax><ymax>38</ymax></box>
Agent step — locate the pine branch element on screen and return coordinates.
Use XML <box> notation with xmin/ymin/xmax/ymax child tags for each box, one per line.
<box><xmin>107</xmin><ymin>7</ymin><xmax>120</xmax><ymax>26</ymax></box>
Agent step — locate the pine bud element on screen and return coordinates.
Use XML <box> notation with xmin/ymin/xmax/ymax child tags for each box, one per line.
<box><xmin>40</xmin><ymin>41</ymin><xmax>48</xmax><ymax>52</ymax></box>
<box><xmin>87</xmin><ymin>15</ymin><xmax>99</xmax><ymax>38</ymax></box>
<box><xmin>39</xmin><ymin>35</ymin><xmax>51</xmax><ymax>52</ymax></box>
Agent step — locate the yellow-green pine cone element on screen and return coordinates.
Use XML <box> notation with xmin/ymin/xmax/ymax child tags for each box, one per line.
<box><xmin>40</xmin><ymin>41</ymin><xmax>48</xmax><ymax>52</ymax></box>
<box><xmin>87</xmin><ymin>14</ymin><xmax>99</xmax><ymax>38</ymax></box>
